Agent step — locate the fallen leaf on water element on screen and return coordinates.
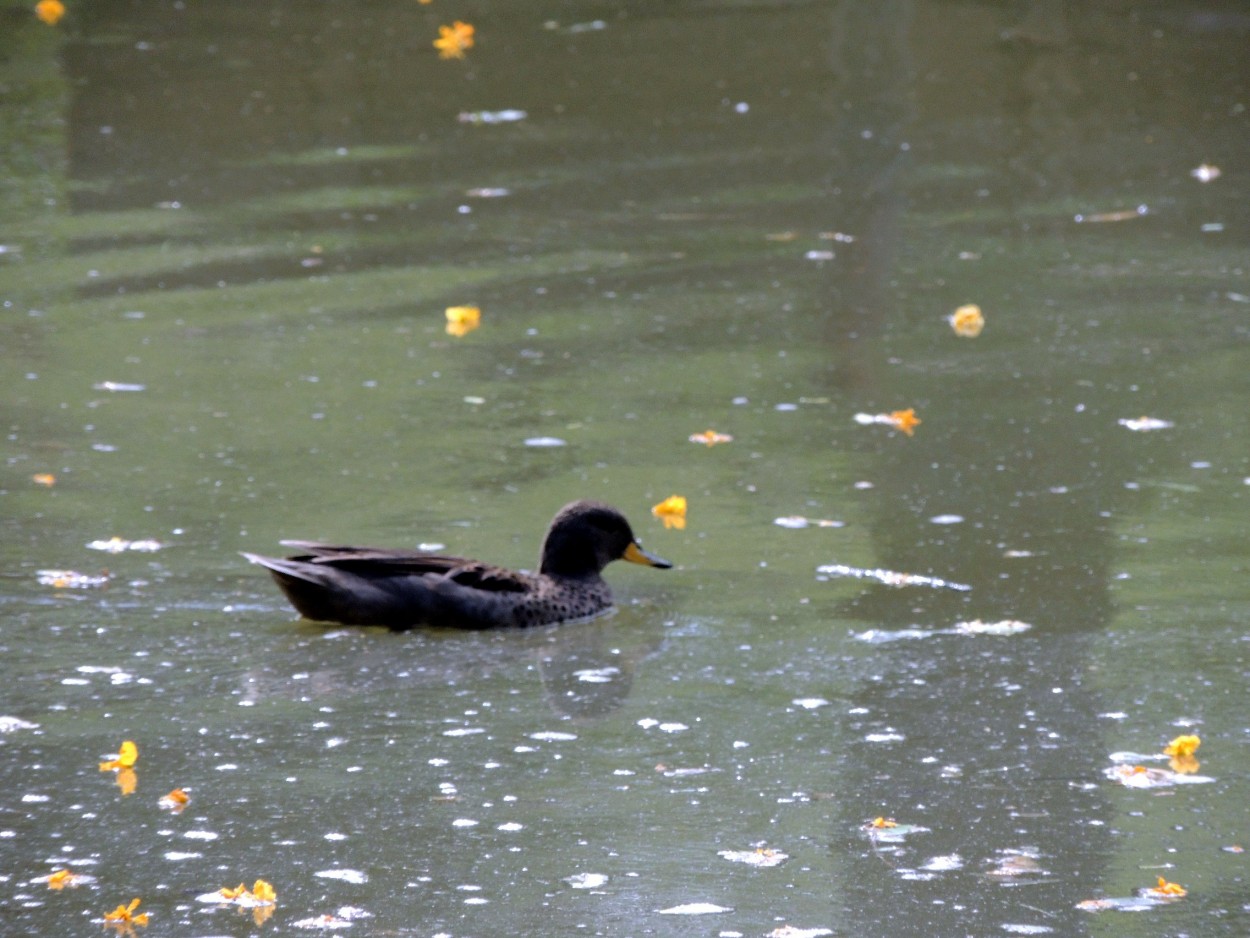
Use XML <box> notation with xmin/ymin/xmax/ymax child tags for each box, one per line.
<box><xmin>651</xmin><ymin>495</ymin><xmax>687</xmax><ymax>530</ymax></box>
<box><xmin>35</xmin><ymin>0</ymin><xmax>65</xmax><ymax>26</ymax></box>
<box><xmin>445</xmin><ymin>305</ymin><xmax>481</xmax><ymax>337</ymax></box>
<box><xmin>1140</xmin><ymin>876</ymin><xmax>1186</xmax><ymax>898</ymax></box>
<box><xmin>99</xmin><ymin>740</ymin><xmax>138</xmax><ymax>771</ymax></box>
<box><xmin>853</xmin><ymin>409</ymin><xmax>921</xmax><ymax>436</ymax></box>
<box><xmin>159</xmin><ymin>788</ymin><xmax>190</xmax><ymax>812</ymax></box>
<box><xmin>1162</xmin><ymin>734</ymin><xmax>1200</xmax><ymax>758</ymax></box>
<box><xmin>949</xmin><ymin>304</ymin><xmax>985</xmax><ymax>337</ymax></box>
<box><xmin>862</xmin><ymin>817</ymin><xmax>929</xmax><ymax>844</ymax></box>
<box><xmin>102</xmin><ymin>897</ymin><xmax>149</xmax><ymax>928</ymax></box>
<box><xmin>434</xmin><ymin>21</ymin><xmax>475</xmax><ymax>59</ymax></box>
<box><xmin>44</xmin><ymin>868</ymin><xmax>94</xmax><ymax>889</ymax></box>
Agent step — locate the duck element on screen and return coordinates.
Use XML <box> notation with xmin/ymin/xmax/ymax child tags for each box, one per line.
<box><xmin>242</xmin><ymin>500</ymin><xmax>671</xmax><ymax>629</ymax></box>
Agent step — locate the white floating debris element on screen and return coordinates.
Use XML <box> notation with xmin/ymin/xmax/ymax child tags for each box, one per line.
<box><xmin>573</xmin><ymin>666</ymin><xmax>619</xmax><ymax>684</ymax></box>
<box><xmin>184</xmin><ymin>830</ymin><xmax>219</xmax><ymax>841</ymax></box>
<box><xmin>37</xmin><ymin>569</ymin><xmax>110</xmax><ymax>589</ymax></box>
<box><xmin>658</xmin><ymin>722</ymin><xmax>689</xmax><ymax>733</ymax></box>
<box><xmin>451</xmin><ymin>818</ymin><xmax>479</xmax><ymax>828</ymax></box>
<box><xmin>928</xmin><ymin>514</ymin><xmax>963</xmax><ymax>525</ymax></box>
<box><xmin>464</xmin><ymin>189</ymin><xmax>510</xmax><ymax>199</ymax></box>
<box><xmin>774</xmin><ymin>516</ymin><xmax>844</xmax><ymax>529</ymax></box>
<box><xmin>292</xmin><ymin>906</ymin><xmax>372</xmax><ymax>930</ymax></box>
<box><xmin>529</xmin><ymin>731</ymin><xmax>578</xmax><ymax>742</ymax></box>
<box><xmin>497</xmin><ymin>822</ymin><xmax>523</xmax><ymax>832</ymax></box>
<box><xmin>921</xmin><ymin>854</ymin><xmax>963</xmax><ymax>871</ymax></box>
<box><xmin>804</xmin><ymin>250</ymin><xmax>836</xmax><ymax>261</ymax></box>
<box><xmin>791</xmin><ymin>698</ymin><xmax>830</xmax><ymax>710</ymax></box>
<box><xmin>853</xmin><ymin>628</ymin><xmax>933</xmax><ymax>644</ymax></box>
<box><xmin>865</xmin><ymin>732</ymin><xmax>905</xmax><ymax>742</ymax></box>
<box><xmin>442</xmin><ymin>727</ymin><xmax>485</xmax><ymax>737</ymax></box>
<box><xmin>636</xmin><ymin>718</ymin><xmax>659</xmax><ymax>729</ymax></box>
<box><xmin>951</xmin><ymin>619</ymin><xmax>1032</xmax><ymax>636</ymax></box>
<box><xmin>565</xmin><ymin>872</ymin><xmax>608</xmax><ymax>890</ymax></box>
<box><xmin>86</xmin><ymin>537</ymin><xmax>162</xmax><ymax>553</ymax></box>
<box><xmin>1118</xmin><ymin>416</ymin><xmax>1174</xmax><ymax>432</ymax></box>
<box><xmin>658</xmin><ymin>902</ymin><xmax>731</xmax><ymax>915</ymax></box>
<box><xmin>315</xmin><ymin>869</ymin><xmax>368</xmax><ymax>884</ymax></box>
<box><xmin>163</xmin><ymin>851</ymin><xmax>201</xmax><ymax>861</ymax></box>
<box><xmin>523</xmin><ymin>436</ymin><xmax>567</xmax><ymax>447</ymax></box>
<box><xmin>1190</xmin><ymin>163</ymin><xmax>1221</xmax><ymax>183</ymax></box>
<box><xmin>1001</xmin><ymin>925</ymin><xmax>1053</xmax><ymax>935</ymax></box>
<box><xmin>816</xmin><ymin>564</ymin><xmax>970</xmax><ymax>592</ymax></box>
<box><xmin>0</xmin><ymin>717</ymin><xmax>39</xmax><ymax>734</ymax></box>
<box><xmin>458</xmin><ymin>109</ymin><xmax>528</xmax><ymax>124</ymax></box>
<box><xmin>767</xmin><ymin>927</ymin><xmax>834</xmax><ymax>938</ymax></box>
<box><xmin>718</xmin><ymin>848</ymin><xmax>788</xmax><ymax>868</ymax></box>
<box><xmin>92</xmin><ymin>381</ymin><xmax>146</xmax><ymax>392</ymax></box>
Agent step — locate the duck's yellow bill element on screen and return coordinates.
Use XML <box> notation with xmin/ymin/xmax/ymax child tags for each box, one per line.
<box><xmin>624</xmin><ymin>541</ymin><xmax>672</xmax><ymax>569</ymax></box>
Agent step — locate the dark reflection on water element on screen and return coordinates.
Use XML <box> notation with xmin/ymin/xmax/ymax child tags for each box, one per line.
<box><xmin>3</xmin><ymin>0</ymin><xmax>1250</xmax><ymax>935</ymax></box>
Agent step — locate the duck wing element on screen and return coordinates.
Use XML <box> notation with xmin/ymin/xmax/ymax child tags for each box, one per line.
<box><xmin>276</xmin><ymin>542</ymin><xmax>531</xmax><ymax>593</ymax></box>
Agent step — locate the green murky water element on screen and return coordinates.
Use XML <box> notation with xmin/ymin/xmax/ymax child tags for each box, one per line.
<box><xmin>3</xmin><ymin>2</ymin><xmax>1249</xmax><ymax>935</ymax></box>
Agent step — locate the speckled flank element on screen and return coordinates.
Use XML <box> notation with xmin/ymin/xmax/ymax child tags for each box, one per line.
<box><xmin>245</xmin><ymin>500</ymin><xmax>670</xmax><ymax>630</ymax></box>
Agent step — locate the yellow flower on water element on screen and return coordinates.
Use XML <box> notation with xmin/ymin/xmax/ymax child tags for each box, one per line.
<box><xmin>688</xmin><ymin>429</ymin><xmax>733</xmax><ymax>446</ymax></box>
<box><xmin>1149</xmin><ymin>876</ymin><xmax>1187</xmax><ymax>897</ymax></box>
<box><xmin>888</xmin><ymin>408</ymin><xmax>921</xmax><ymax>436</ymax></box>
<box><xmin>103</xmin><ymin>897</ymin><xmax>149</xmax><ymax>926</ymax></box>
<box><xmin>159</xmin><ymin>788</ymin><xmax>189</xmax><ymax>811</ymax></box>
<box><xmin>219</xmin><ymin>884</ymin><xmax>247</xmax><ymax>900</ymax></box>
<box><xmin>35</xmin><ymin>0</ymin><xmax>65</xmax><ymax>25</ymax></box>
<box><xmin>1163</xmin><ymin>734</ymin><xmax>1200</xmax><ymax>758</ymax></box>
<box><xmin>949</xmin><ymin>303</ymin><xmax>984</xmax><ymax>337</ymax></box>
<box><xmin>445</xmin><ymin>305</ymin><xmax>481</xmax><ymax>337</ymax></box>
<box><xmin>47</xmin><ymin>869</ymin><xmax>75</xmax><ymax>890</ymax></box>
<box><xmin>651</xmin><ymin>495</ymin><xmax>687</xmax><ymax>530</ymax></box>
<box><xmin>434</xmin><ymin>21</ymin><xmax>475</xmax><ymax>59</ymax></box>
<box><xmin>871</xmin><ymin>817</ymin><xmax>898</xmax><ymax>829</ymax></box>
<box><xmin>99</xmin><ymin>739</ymin><xmax>138</xmax><ymax>771</ymax></box>
<box><xmin>251</xmin><ymin>879</ymin><xmax>277</xmax><ymax>903</ymax></box>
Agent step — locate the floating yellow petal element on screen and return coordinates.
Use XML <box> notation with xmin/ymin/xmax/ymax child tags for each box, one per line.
<box><xmin>1149</xmin><ymin>876</ymin><xmax>1187</xmax><ymax>897</ymax></box>
<box><xmin>445</xmin><ymin>305</ymin><xmax>481</xmax><ymax>337</ymax></box>
<box><xmin>47</xmin><ymin>869</ymin><xmax>75</xmax><ymax>890</ymax></box>
<box><xmin>651</xmin><ymin>495</ymin><xmax>687</xmax><ymax>530</ymax></box>
<box><xmin>35</xmin><ymin>0</ymin><xmax>65</xmax><ymax>25</ymax></box>
<box><xmin>103</xmin><ymin>897</ymin><xmax>149</xmax><ymax>926</ymax></box>
<box><xmin>251</xmin><ymin>879</ymin><xmax>277</xmax><ymax>903</ymax></box>
<box><xmin>100</xmin><ymin>739</ymin><xmax>138</xmax><ymax>770</ymax></box>
<box><xmin>159</xmin><ymin>788</ymin><xmax>189</xmax><ymax>811</ymax></box>
<box><xmin>871</xmin><ymin>816</ymin><xmax>897</xmax><ymax>828</ymax></box>
<box><xmin>688</xmin><ymin>429</ymin><xmax>733</xmax><ymax>446</ymax></box>
<box><xmin>32</xmin><ymin>472</ymin><xmax>56</xmax><ymax>486</ymax></box>
<box><xmin>219</xmin><ymin>884</ymin><xmax>247</xmax><ymax>900</ymax></box>
<box><xmin>1163</xmin><ymin>734</ymin><xmax>1200</xmax><ymax>758</ymax></box>
<box><xmin>888</xmin><ymin>408</ymin><xmax>921</xmax><ymax>436</ymax></box>
<box><xmin>434</xmin><ymin>21</ymin><xmax>475</xmax><ymax>59</ymax></box>
<box><xmin>949</xmin><ymin>303</ymin><xmax>985</xmax><ymax>337</ymax></box>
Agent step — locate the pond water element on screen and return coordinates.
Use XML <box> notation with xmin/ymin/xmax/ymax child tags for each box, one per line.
<box><xmin>3</xmin><ymin>1</ymin><xmax>1249</xmax><ymax>935</ymax></box>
